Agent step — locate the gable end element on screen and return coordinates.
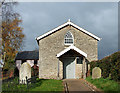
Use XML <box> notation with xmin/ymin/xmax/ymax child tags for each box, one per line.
<box><xmin>36</xmin><ymin>21</ymin><xmax>101</xmax><ymax>42</ymax></box>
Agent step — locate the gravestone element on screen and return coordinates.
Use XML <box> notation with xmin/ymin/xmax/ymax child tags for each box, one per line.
<box><xmin>19</xmin><ymin>62</ymin><xmax>31</xmax><ymax>84</ymax></box>
<box><xmin>92</xmin><ymin>67</ymin><xmax>101</xmax><ymax>79</ymax></box>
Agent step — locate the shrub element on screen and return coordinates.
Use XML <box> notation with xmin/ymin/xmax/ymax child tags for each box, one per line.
<box><xmin>31</xmin><ymin>65</ymin><xmax>39</xmax><ymax>77</ymax></box>
<box><xmin>90</xmin><ymin>60</ymin><xmax>97</xmax><ymax>75</ymax></box>
<box><xmin>110</xmin><ymin>52</ymin><xmax>120</xmax><ymax>81</ymax></box>
<box><xmin>3</xmin><ymin>59</ymin><xmax>15</xmax><ymax>78</ymax></box>
<box><xmin>100</xmin><ymin>57</ymin><xmax>111</xmax><ymax>78</ymax></box>
<box><xmin>14</xmin><ymin>67</ymin><xmax>19</xmax><ymax>77</ymax></box>
<box><xmin>90</xmin><ymin>51</ymin><xmax>120</xmax><ymax>81</ymax></box>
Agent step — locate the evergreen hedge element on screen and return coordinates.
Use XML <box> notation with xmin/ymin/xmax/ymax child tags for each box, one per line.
<box><xmin>90</xmin><ymin>51</ymin><xmax>120</xmax><ymax>81</ymax></box>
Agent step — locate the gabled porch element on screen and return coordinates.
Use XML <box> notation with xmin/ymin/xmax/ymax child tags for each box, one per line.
<box><xmin>56</xmin><ymin>45</ymin><xmax>88</xmax><ymax>79</ymax></box>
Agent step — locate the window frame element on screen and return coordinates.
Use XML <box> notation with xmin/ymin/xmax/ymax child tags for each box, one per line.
<box><xmin>64</xmin><ymin>31</ymin><xmax>74</xmax><ymax>45</ymax></box>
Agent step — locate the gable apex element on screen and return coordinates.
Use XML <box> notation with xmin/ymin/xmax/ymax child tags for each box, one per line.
<box><xmin>36</xmin><ymin>20</ymin><xmax>101</xmax><ymax>41</ymax></box>
<box><xmin>57</xmin><ymin>45</ymin><xmax>87</xmax><ymax>58</ymax></box>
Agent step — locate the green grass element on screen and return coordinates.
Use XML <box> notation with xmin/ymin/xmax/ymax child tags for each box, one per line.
<box><xmin>30</xmin><ymin>79</ymin><xmax>64</xmax><ymax>92</ymax></box>
<box><xmin>2</xmin><ymin>77</ymin><xmax>64</xmax><ymax>93</ymax></box>
<box><xmin>2</xmin><ymin>77</ymin><xmax>28</xmax><ymax>92</ymax></box>
<box><xmin>86</xmin><ymin>76</ymin><xmax>120</xmax><ymax>93</ymax></box>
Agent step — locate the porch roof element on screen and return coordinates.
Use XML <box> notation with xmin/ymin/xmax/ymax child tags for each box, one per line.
<box><xmin>56</xmin><ymin>45</ymin><xmax>87</xmax><ymax>58</ymax></box>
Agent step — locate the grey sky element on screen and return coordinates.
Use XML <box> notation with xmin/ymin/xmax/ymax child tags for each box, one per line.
<box><xmin>15</xmin><ymin>2</ymin><xmax>118</xmax><ymax>59</ymax></box>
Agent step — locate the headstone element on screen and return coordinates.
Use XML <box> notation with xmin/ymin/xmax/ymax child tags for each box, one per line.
<box><xmin>19</xmin><ymin>62</ymin><xmax>31</xmax><ymax>84</ymax></box>
<box><xmin>92</xmin><ymin>67</ymin><xmax>101</xmax><ymax>79</ymax></box>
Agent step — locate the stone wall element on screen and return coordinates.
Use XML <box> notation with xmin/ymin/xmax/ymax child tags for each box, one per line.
<box><xmin>38</xmin><ymin>25</ymin><xmax>98</xmax><ymax>79</ymax></box>
<box><xmin>76</xmin><ymin>63</ymin><xmax>83</xmax><ymax>78</ymax></box>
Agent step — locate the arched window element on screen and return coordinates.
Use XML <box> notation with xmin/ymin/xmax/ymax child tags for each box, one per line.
<box><xmin>64</xmin><ymin>31</ymin><xmax>73</xmax><ymax>45</ymax></box>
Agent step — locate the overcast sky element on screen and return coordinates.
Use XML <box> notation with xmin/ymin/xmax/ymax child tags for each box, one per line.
<box><xmin>15</xmin><ymin>2</ymin><xmax>118</xmax><ymax>59</ymax></box>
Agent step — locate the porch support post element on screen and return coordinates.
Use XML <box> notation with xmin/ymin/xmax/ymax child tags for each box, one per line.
<box><xmin>83</xmin><ymin>57</ymin><xmax>86</xmax><ymax>79</ymax></box>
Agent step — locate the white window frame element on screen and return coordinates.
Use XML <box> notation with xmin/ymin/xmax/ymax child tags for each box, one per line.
<box><xmin>64</xmin><ymin>31</ymin><xmax>74</xmax><ymax>45</ymax></box>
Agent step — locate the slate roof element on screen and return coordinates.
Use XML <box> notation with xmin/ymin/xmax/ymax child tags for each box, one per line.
<box><xmin>15</xmin><ymin>50</ymin><xmax>39</xmax><ymax>60</ymax></box>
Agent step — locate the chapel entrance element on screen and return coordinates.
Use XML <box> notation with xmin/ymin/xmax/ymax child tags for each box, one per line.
<box><xmin>63</xmin><ymin>57</ymin><xmax>75</xmax><ymax>79</ymax></box>
<box><xmin>57</xmin><ymin>45</ymin><xmax>87</xmax><ymax>79</ymax></box>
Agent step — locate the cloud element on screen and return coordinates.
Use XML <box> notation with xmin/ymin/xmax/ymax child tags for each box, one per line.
<box><xmin>15</xmin><ymin>2</ymin><xmax>118</xmax><ymax>59</ymax></box>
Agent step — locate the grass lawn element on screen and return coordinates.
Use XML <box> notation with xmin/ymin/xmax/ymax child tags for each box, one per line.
<box><xmin>86</xmin><ymin>76</ymin><xmax>120</xmax><ymax>93</ymax></box>
<box><xmin>30</xmin><ymin>79</ymin><xmax>64</xmax><ymax>92</ymax></box>
<box><xmin>2</xmin><ymin>77</ymin><xmax>64</xmax><ymax>92</ymax></box>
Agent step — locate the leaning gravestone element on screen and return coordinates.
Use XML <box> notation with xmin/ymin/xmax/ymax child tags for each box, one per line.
<box><xmin>19</xmin><ymin>62</ymin><xmax>31</xmax><ymax>84</ymax></box>
<box><xmin>92</xmin><ymin>67</ymin><xmax>101</xmax><ymax>79</ymax></box>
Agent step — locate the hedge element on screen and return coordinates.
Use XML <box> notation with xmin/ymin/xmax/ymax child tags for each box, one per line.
<box><xmin>90</xmin><ymin>51</ymin><xmax>120</xmax><ymax>81</ymax></box>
